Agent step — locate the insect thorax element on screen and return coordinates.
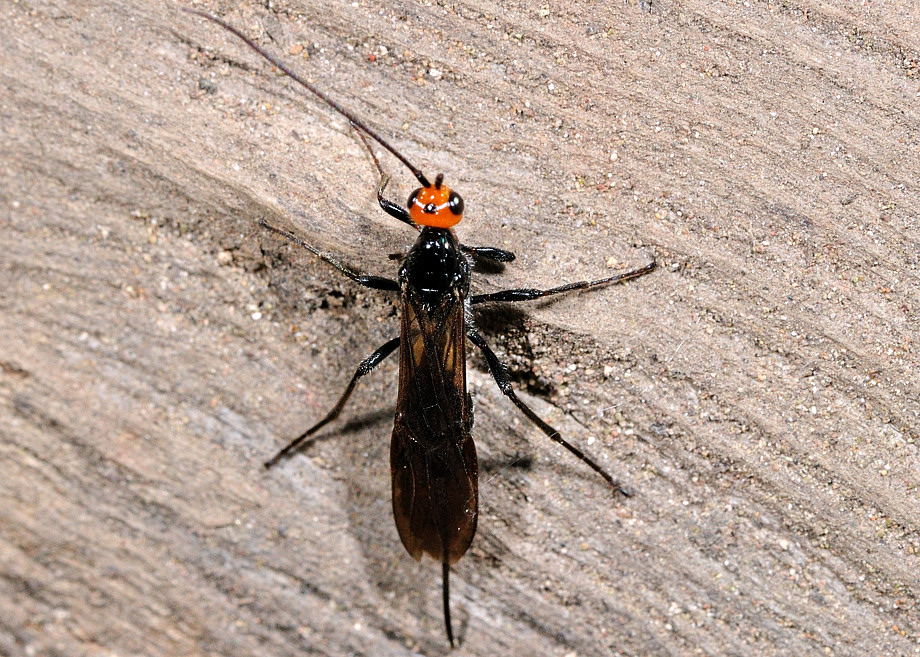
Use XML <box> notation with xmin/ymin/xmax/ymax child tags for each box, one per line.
<box><xmin>400</xmin><ymin>228</ymin><xmax>470</xmax><ymax>309</ymax></box>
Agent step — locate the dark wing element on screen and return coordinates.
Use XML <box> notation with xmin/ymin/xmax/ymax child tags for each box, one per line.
<box><xmin>391</xmin><ymin>291</ymin><xmax>478</xmax><ymax>565</ymax></box>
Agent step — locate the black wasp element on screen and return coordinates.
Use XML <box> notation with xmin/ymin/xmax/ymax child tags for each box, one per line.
<box><xmin>187</xmin><ymin>9</ymin><xmax>655</xmax><ymax>647</ymax></box>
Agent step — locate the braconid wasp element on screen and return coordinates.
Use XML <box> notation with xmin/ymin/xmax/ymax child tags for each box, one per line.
<box><xmin>186</xmin><ymin>8</ymin><xmax>656</xmax><ymax>647</ymax></box>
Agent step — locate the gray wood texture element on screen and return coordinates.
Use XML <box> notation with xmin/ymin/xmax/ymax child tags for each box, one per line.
<box><xmin>2</xmin><ymin>1</ymin><xmax>918</xmax><ymax>655</ymax></box>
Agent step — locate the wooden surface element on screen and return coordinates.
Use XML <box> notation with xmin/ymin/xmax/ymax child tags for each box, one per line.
<box><xmin>2</xmin><ymin>0</ymin><xmax>919</xmax><ymax>655</ymax></box>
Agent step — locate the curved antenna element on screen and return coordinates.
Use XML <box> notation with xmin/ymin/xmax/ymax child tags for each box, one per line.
<box><xmin>184</xmin><ymin>8</ymin><xmax>431</xmax><ymax>188</ymax></box>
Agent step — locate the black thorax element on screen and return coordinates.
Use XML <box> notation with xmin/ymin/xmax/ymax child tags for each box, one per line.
<box><xmin>400</xmin><ymin>228</ymin><xmax>470</xmax><ymax>310</ymax></box>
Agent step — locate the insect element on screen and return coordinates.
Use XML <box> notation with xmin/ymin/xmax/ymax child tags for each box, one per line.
<box><xmin>186</xmin><ymin>9</ymin><xmax>655</xmax><ymax>647</ymax></box>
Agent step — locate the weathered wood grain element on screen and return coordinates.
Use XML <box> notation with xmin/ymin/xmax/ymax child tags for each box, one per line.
<box><xmin>2</xmin><ymin>0</ymin><xmax>918</xmax><ymax>655</ymax></box>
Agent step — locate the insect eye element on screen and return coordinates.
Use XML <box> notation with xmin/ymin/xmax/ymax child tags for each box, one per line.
<box><xmin>408</xmin><ymin>188</ymin><xmax>422</xmax><ymax>209</ymax></box>
<box><xmin>448</xmin><ymin>192</ymin><xmax>464</xmax><ymax>216</ymax></box>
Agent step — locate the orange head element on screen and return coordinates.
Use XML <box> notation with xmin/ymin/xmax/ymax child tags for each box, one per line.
<box><xmin>407</xmin><ymin>173</ymin><xmax>464</xmax><ymax>228</ymax></box>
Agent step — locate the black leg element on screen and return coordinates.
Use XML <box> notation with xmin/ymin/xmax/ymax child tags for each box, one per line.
<box><xmin>376</xmin><ymin>174</ymin><xmax>415</xmax><ymax>226</ymax></box>
<box><xmin>471</xmin><ymin>258</ymin><xmax>655</xmax><ymax>304</ymax></box>
<box><xmin>264</xmin><ymin>337</ymin><xmax>400</xmax><ymax>468</ymax></box>
<box><xmin>467</xmin><ymin>330</ymin><xmax>629</xmax><ymax>496</ymax></box>
<box><xmin>349</xmin><ymin>124</ymin><xmax>417</xmax><ymax>227</ymax></box>
<box><xmin>461</xmin><ymin>245</ymin><xmax>516</xmax><ymax>263</ymax></box>
<box><xmin>259</xmin><ymin>220</ymin><xmax>399</xmax><ymax>291</ymax></box>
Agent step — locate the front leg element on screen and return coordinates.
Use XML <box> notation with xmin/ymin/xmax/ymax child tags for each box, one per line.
<box><xmin>259</xmin><ymin>220</ymin><xmax>399</xmax><ymax>292</ymax></box>
<box><xmin>375</xmin><ymin>173</ymin><xmax>415</xmax><ymax>227</ymax></box>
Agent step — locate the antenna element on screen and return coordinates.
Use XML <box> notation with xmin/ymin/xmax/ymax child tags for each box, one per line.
<box><xmin>184</xmin><ymin>8</ymin><xmax>432</xmax><ymax>188</ymax></box>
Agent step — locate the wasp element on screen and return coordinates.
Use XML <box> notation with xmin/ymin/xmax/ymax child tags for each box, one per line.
<box><xmin>187</xmin><ymin>9</ymin><xmax>655</xmax><ymax>646</ymax></box>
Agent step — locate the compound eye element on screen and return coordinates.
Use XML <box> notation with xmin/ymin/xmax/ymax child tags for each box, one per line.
<box><xmin>407</xmin><ymin>188</ymin><xmax>421</xmax><ymax>210</ymax></box>
<box><xmin>448</xmin><ymin>191</ymin><xmax>464</xmax><ymax>216</ymax></box>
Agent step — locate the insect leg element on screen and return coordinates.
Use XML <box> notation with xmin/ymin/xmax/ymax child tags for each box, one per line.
<box><xmin>467</xmin><ymin>330</ymin><xmax>629</xmax><ymax>496</ymax></box>
<box><xmin>376</xmin><ymin>174</ymin><xmax>415</xmax><ymax>226</ymax></box>
<box><xmin>460</xmin><ymin>245</ymin><xmax>516</xmax><ymax>263</ymax></box>
<box><xmin>349</xmin><ymin>123</ymin><xmax>416</xmax><ymax>227</ymax></box>
<box><xmin>259</xmin><ymin>219</ymin><xmax>399</xmax><ymax>291</ymax></box>
<box><xmin>471</xmin><ymin>258</ymin><xmax>655</xmax><ymax>304</ymax></box>
<box><xmin>264</xmin><ymin>337</ymin><xmax>400</xmax><ymax>468</ymax></box>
